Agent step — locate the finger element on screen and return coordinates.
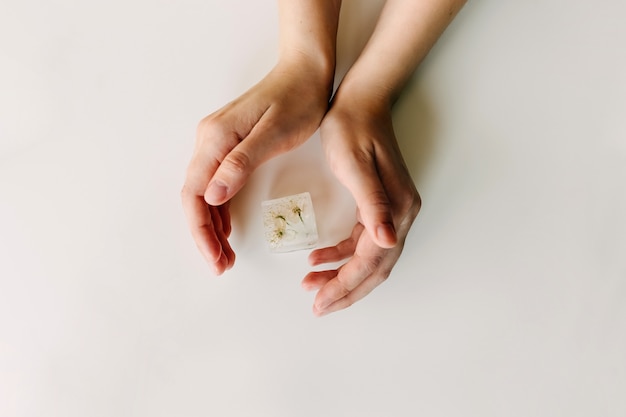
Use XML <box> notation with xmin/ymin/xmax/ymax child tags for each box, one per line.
<box><xmin>194</xmin><ymin>113</ymin><xmax>253</xmax><ymax>207</ymax></box>
<box><xmin>188</xmin><ymin>123</ymin><xmax>241</xmax><ymax>196</ymax></box>
<box><xmin>312</xmin><ymin>223</ymin><xmax>406</xmax><ymax>316</ymax></box>
<box><xmin>301</xmin><ymin>269</ymin><xmax>338</xmax><ymax>292</ymax></box>
<box><xmin>216</xmin><ymin>226</ymin><xmax>236</xmax><ymax>271</ymax></box>
<box><xmin>181</xmin><ymin>191</ymin><xmax>223</xmax><ymax>264</ymax></box>
<box><xmin>203</xmin><ymin>147</ymin><xmax>253</xmax><ymax>206</ymax></box>
<box><xmin>218</xmin><ymin>201</ymin><xmax>232</xmax><ymax>238</ymax></box>
<box><xmin>313</xmin><ymin>269</ymin><xmax>389</xmax><ymax>316</ymax></box>
<box><xmin>183</xmin><ymin>126</ymin><xmax>239</xmax><ymax>264</ymax></box>
<box><xmin>214</xmin><ymin>250</ymin><xmax>234</xmax><ymax>275</ymax></box>
<box><xmin>204</xmin><ymin>109</ymin><xmax>285</xmax><ymax>206</ymax></box>
<box><xmin>335</xmin><ymin>151</ymin><xmax>397</xmax><ymax>248</ymax></box>
<box><xmin>371</xmin><ymin>142</ymin><xmax>421</xmax><ymax>229</ymax></box>
<box><xmin>308</xmin><ymin>223</ymin><xmax>364</xmax><ymax>266</ymax></box>
<box><xmin>313</xmin><ymin>236</ymin><xmax>388</xmax><ymax>313</ymax></box>
<box><xmin>209</xmin><ymin>206</ymin><xmax>236</xmax><ymax>273</ymax></box>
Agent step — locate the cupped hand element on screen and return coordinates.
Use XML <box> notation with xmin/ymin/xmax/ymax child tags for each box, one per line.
<box><xmin>181</xmin><ymin>58</ymin><xmax>333</xmax><ymax>274</ymax></box>
<box><xmin>302</xmin><ymin>94</ymin><xmax>421</xmax><ymax>316</ymax></box>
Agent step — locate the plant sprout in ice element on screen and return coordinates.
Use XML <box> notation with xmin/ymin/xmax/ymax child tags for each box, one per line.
<box><xmin>262</xmin><ymin>192</ymin><xmax>318</xmax><ymax>252</ymax></box>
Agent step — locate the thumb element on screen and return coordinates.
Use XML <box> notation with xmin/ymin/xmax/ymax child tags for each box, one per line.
<box><xmin>204</xmin><ymin>146</ymin><xmax>257</xmax><ymax>206</ymax></box>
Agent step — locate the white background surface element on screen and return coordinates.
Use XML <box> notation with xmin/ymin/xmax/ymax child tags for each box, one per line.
<box><xmin>1</xmin><ymin>1</ymin><xmax>625</xmax><ymax>416</ymax></box>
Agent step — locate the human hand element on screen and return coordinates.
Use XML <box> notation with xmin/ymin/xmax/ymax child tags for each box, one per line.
<box><xmin>302</xmin><ymin>93</ymin><xmax>421</xmax><ymax>316</ymax></box>
<box><xmin>181</xmin><ymin>58</ymin><xmax>333</xmax><ymax>274</ymax></box>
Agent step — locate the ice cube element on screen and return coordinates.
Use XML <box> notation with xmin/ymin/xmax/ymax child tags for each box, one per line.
<box><xmin>262</xmin><ymin>192</ymin><xmax>318</xmax><ymax>252</ymax></box>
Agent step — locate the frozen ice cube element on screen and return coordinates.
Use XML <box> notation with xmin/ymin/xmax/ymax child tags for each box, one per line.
<box><xmin>262</xmin><ymin>192</ymin><xmax>318</xmax><ymax>252</ymax></box>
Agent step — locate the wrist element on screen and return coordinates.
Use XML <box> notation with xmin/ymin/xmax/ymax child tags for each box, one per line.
<box><xmin>331</xmin><ymin>74</ymin><xmax>394</xmax><ymax>115</ymax></box>
<box><xmin>278</xmin><ymin>48</ymin><xmax>336</xmax><ymax>93</ymax></box>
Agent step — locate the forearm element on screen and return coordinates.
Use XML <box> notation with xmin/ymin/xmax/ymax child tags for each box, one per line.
<box><xmin>277</xmin><ymin>0</ymin><xmax>342</xmax><ymax>85</ymax></box>
<box><xmin>336</xmin><ymin>0</ymin><xmax>466</xmax><ymax>105</ymax></box>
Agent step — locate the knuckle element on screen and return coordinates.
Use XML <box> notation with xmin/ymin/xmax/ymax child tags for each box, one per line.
<box><xmin>405</xmin><ymin>188</ymin><xmax>422</xmax><ymax>218</ymax></box>
<box><xmin>397</xmin><ymin>186</ymin><xmax>422</xmax><ymax>219</ymax></box>
<box><xmin>196</xmin><ymin>116</ymin><xmax>230</xmax><ymax>146</ymax></box>
<box><xmin>411</xmin><ymin>191</ymin><xmax>422</xmax><ymax>216</ymax></box>
<box><xmin>361</xmin><ymin>252</ymin><xmax>384</xmax><ymax>276</ymax></box>
<box><xmin>379</xmin><ymin>268</ymin><xmax>392</xmax><ymax>282</ymax></box>
<box><xmin>367</xmin><ymin>190</ymin><xmax>392</xmax><ymax>213</ymax></box>
<box><xmin>336</xmin><ymin>278</ymin><xmax>351</xmax><ymax>296</ymax></box>
<box><xmin>353</xmin><ymin>147</ymin><xmax>374</xmax><ymax>167</ymax></box>
<box><xmin>397</xmin><ymin>190</ymin><xmax>414</xmax><ymax>213</ymax></box>
<box><xmin>196</xmin><ymin>116</ymin><xmax>220</xmax><ymax>137</ymax></box>
<box><xmin>223</xmin><ymin>150</ymin><xmax>250</xmax><ymax>175</ymax></box>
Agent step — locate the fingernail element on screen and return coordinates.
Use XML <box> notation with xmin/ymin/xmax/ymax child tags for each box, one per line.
<box><xmin>206</xmin><ymin>180</ymin><xmax>228</xmax><ymax>204</ymax></box>
<box><xmin>376</xmin><ymin>223</ymin><xmax>397</xmax><ymax>246</ymax></box>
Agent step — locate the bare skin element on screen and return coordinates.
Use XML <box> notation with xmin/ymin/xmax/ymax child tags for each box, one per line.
<box><xmin>181</xmin><ymin>1</ymin><xmax>341</xmax><ymax>274</ymax></box>
<box><xmin>181</xmin><ymin>0</ymin><xmax>466</xmax><ymax>315</ymax></box>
